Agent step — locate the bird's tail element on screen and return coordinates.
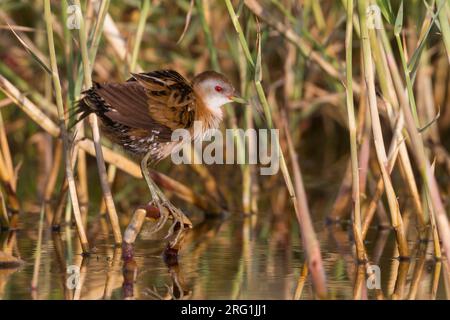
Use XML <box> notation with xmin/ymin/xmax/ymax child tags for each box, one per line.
<box><xmin>67</xmin><ymin>98</ymin><xmax>93</xmax><ymax>130</ymax></box>
<box><xmin>67</xmin><ymin>82</ymin><xmax>106</xmax><ymax>130</ymax></box>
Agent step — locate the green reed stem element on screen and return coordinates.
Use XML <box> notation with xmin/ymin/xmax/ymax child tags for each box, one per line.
<box><xmin>130</xmin><ymin>0</ymin><xmax>150</xmax><ymax>72</ymax></box>
<box><xmin>395</xmin><ymin>34</ymin><xmax>420</xmax><ymax>126</ymax></box>
<box><xmin>196</xmin><ymin>0</ymin><xmax>219</xmax><ymax>71</ymax></box>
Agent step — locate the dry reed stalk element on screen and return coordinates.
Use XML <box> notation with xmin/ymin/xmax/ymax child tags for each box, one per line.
<box><xmin>0</xmin><ymin>62</ymin><xmax>58</xmax><ymax>117</ymax></box>
<box><xmin>123</xmin><ymin>208</ymin><xmax>147</xmax><ymax>244</ymax></box>
<box><xmin>282</xmin><ymin>113</ymin><xmax>327</xmax><ymax>298</ymax></box>
<box><xmin>0</xmin><ymin>75</ymin><xmax>59</xmax><ymax>135</ymax></box>
<box><xmin>0</xmin><ymin>113</ymin><xmax>19</xmax><ymax>212</ymax></box>
<box><xmin>240</xmin><ymin>73</ymin><xmax>253</xmax><ymax>213</ymax></box>
<box><xmin>358</xmin><ymin>0</ymin><xmax>409</xmax><ymax>258</ymax></box>
<box><xmin>75</xmin><ymin>0</ymin><xmax>122</xmax><ymax>245</ymax></box>
<box><xmin>369</xmin><ymin>31</ymin><xmax>426</xmax><ymax>233</ymax></box>
<box><xmin>43</xmin><ymin>0</ymin><xmax>89</xmax><ymax>253</ymax></box>
<box><xmin>425</xmin><ymin>186</ymin><xmax>442</xmax><ymax>258</ymax></box>
<box><xmin>356</xmin><ymin>70</ymin><xmax>370</xmax><ymax>178</ymax></box>
<box><xmin>0</xmin><ymin>150</ymin><xmax>18</xmax><ymax>211</ymax></box>
<box><xmin>425</xmin><ymin>160</ymin><xmax>443</xmax><ymax>256</ymax></box>
<box><xmin>345</xmin><ymin>0</ymin><xmax>366</xmax><ymax>262</ymax></box>
<box><xmin>328</xmin><ymin>85</ymin><xmax>369</xmax><ymax>222</ymax></box>
<box><xmin>361</xmin><ymin>112</ymin><xmax>405</xmax><ymax>238</ymax></box>
<box><xmin>0</xmin><ymin>112</ymin><xmax>14</xmax><ymax>189</ymax></box>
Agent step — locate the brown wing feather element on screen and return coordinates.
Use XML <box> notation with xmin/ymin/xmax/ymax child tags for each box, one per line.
<box><xmin>94</xmin><ymin>82</ymin><xmax>154</xmax><ymax>128</ymax></box>
<box><xmin>130</xmin><ymin>70</ymin><xmax>196</xmax><ymax>130</ymax></box>
<box><xmin>77</xmin><ymin>70</ymin><xmax>196</xmax><ymax>158</ymax></box>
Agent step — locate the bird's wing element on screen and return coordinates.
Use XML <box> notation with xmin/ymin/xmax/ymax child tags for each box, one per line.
<box><xmin>86</xmin><ymin>82</ymin><xmax>166</xmax><ymax>141</ymax></box>
<box><xmin>128</xmin><ymin>69</ymin><xmax>196</xmax><ymax>130</ymax></box>
<box><xmin>88</xmin><ymin>70</ymin><xmax>196</xmax><ymax>143</ymax></box>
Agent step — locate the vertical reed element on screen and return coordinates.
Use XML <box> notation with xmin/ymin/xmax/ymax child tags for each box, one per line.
<box><xmin>358</xmin><ymin>0</ymin><xmax>409</xmax><ymax>258</ymax></box>
<box><xmin>345</xmin><ymin>0</ymin><xmax>366</xmax><ymax>262</ymax></box>
<box><xmin>74</xmin><ymin>0</ymin><xmax>122</xmax><ymax>245</ymax></box>
<box><xmin>43</xmin><ymin>0</ymin><xmax>89</xmax><ymax>253</ymax></box>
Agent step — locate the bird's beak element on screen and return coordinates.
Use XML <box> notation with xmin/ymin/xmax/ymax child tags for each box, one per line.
<box><xmin>229</xmin><ymin>94</ymin><xmax>247</xmax><ymax>104</ymax></box>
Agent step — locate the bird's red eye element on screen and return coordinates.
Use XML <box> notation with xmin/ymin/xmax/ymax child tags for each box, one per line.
<box><xmin>215</xmin><ymin>85</ymin><xmax>223</xmax><ymax>92</ymax></box>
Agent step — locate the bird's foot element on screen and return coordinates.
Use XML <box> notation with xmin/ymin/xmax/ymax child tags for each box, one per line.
<box><xmin>147</xmin><ymin>199</ymin><xmax>192</xmax><ymax>249</ymax></box>
<box><xmin>161</xmin><ymin>201</ymin><xmax>192</xmax><ymax>248</ymax></box>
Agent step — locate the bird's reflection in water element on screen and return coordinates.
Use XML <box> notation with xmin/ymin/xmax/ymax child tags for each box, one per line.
<box><xmin>143</xmin><ymin>253</ymin><xmax>191</xmax><ymax>300</ymax></box>
<box><xmin>121</xmin><ymin>217</ymin><xmax>225</xmax><ymax>300</ymax></box>
<box><xmin>121</xmin><ymin>245</ymin><xmax>191</xmax><ymax>300</ymax></box>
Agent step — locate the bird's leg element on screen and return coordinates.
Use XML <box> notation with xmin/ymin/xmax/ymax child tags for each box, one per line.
<box><xmin>140</xmin><ymin>151</ymin><xmax>192</xmax><ymax>247</ymax></box>
<box><xmin>152</xmin><ymin>185</ymin><xmax>193</xmax><ymax>246</ymax></box>
<box><xmin>141</xmin><ymin>151</ymin><xmax>169</xmax><ymax>233</ymax></box>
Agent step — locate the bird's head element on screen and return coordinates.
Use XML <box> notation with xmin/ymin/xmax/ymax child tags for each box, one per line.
<box><xmin>192</xmin><ymin>71</ymin><xmax>242</xmax><ymax>113</ymax></box>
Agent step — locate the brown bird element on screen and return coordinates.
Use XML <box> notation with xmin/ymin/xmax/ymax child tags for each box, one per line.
<box><xmin>76</xmin><ymin>69</ymin><xmax>240</xmax><ymax>244</ymax></box>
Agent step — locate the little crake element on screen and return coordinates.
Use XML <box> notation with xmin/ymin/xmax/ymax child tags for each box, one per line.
<box><xmin>76</xmin><ymin>69</ymin><xmax>239</xmax><ymax>246</ymax></box>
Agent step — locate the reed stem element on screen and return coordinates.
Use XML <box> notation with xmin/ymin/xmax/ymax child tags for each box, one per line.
<box><xmin>75</xmin><ymin>0</ymin><xmax>122</xmax><ymax>245</ymax></box>
<box><xmin>345</xmin><ymin>0</ymin><xmax>366</xmax><ymax>262</ymax></box>
<box><xmin>43</xmin><ymin>0</ymin><xmax>89</xmax><ymax>253</ymax></box>
<box><xmin>357</xmin><ymin>0</ymin><xmax>409</xmax><ymax>258</ymax></box>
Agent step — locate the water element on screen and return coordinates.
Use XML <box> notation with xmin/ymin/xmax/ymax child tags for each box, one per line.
<box><xmin>1</xmin><ymin>206</ymin><xmax>447</xmax><ymax>299</ymax></box>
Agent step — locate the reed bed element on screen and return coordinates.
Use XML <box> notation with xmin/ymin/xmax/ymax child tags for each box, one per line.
<box><xmin>0</xmin><ymin>0</ymin><xmax>449</xmax><ymax>299</ymax></box>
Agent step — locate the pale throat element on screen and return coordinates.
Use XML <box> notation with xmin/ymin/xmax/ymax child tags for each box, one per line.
<box><xmin>197</xmin><ymin>97</ymin><xmax>223</xmax><ymax>130</ymax></box>
<box><xmin>193</xmin><ymin>92</ymin><xmax>224</xmax><ymax>139</ymax></box>
<box><xmin>202</xmin><ymin>94</ymin><xmax>230</xmax><ymax>113</ymax></box>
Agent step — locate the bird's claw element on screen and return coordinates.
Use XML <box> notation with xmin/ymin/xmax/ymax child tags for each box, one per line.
<box><xmin>147</xmin><ymin>199</ymin><xmax>192</xmax><ymax>248</ymax></box>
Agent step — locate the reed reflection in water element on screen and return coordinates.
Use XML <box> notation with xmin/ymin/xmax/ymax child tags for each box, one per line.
<box><xmin>0</xmin><ymin>206</ymin><xmax>448</xmax><ymax>300</ymax></box>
